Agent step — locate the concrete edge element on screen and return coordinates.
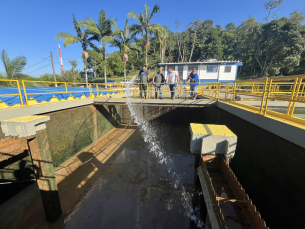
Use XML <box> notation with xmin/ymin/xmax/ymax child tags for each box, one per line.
<box><xmin>197</xmin><ymin>167</ymin><xmax>222</xmax><ymax>229</ymax></box>
<box><xmin>217</xmin><ymin>101</ymin><xmax>305</xmax><ymax>149</ymax></box>
<box><xmin>0</xmin><ymin>99</ymin><xmax>94</xmax><ymax>121</ymax></box>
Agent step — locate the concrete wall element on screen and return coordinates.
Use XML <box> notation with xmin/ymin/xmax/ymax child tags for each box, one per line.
<box><xmin>0</xmin><ymin>124</ymin><xmax>4</xmax><ymax>140</ymax></box>
<box><xmin>154</xmin><ymin>106</ymin><xmax>305</xmax><ymax>229</ymax></box>
<box><xmin>44</xmin><ymin>104</ymin><xmax>121</xmax><ymax>167</ymax></box>
<box><xmin>0</xmin><ymin>104</ymin><xmax>122</xmax><ymax>205</ymax></box>
<box><xmin>216</xmin><ymin>108</ymin><xmax>305</xmax><ymax>229</ymax></box>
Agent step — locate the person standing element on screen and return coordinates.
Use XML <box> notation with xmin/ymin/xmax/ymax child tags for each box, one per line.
<box><xmin>153</xmin><ymin>68</ymin><xmax>165</xmax><ymax>99</ymax></box>
<box><xmin>137</xmin><ymin>65</ymin><xmax>149</xmax><ymax>99</ymax></box>
<box><xmin>166</xmin><ymin>67</ymin><xmax>179</xmax><ymax>99</ymax></box>
<box><xmin>188</xmin><ymin>68</ymin><xmax>199</xmax><ymax>100</ymax></box>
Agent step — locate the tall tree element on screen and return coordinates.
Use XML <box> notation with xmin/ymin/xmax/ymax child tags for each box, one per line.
<box><xmin>78</xmin><ymin>9</ymin><xmax>116</xmax><ymax>86</ymax></box>
<box><xmin>156</xmin><ymin>26</ymin><xmax>170</xmax><ymax>63</ymax></box>
<box><xmin>55</xmin><ymin>15</ymin><xmax>93</xmax><ymax>87</ymax></box>
<box><xmin>263</xmin><ymin>0</ymin><xmax>283</xmax><ymax>22</ymax></box>
<box><xmin>110</xmin><ymin>19</ymin><xmax>139</xmax><ymax>82</ymax></box>
<box><xmin>128</xmin><ymin>4</ymin><xmax>164</xmax><ymax>65</ymax></box>
<box><xmin>1</xmin><ymin>50</ymin><xmax>27</xmax><ymax>79</ymax></box>
<box><xmin>187</xmin><ymin>20</ymin><xmax>203</xmax><ymax>62</ymax></box>
<box><xmin>253</xmin><ymin>18</ymin><xmax>305</xmax><ymax>77</ymax></box>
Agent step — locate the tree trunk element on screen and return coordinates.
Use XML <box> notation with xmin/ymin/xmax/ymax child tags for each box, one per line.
<box><xmin>93</xmin><ymin>65</ymin><xmax>97</xmax><ymax>79</ymax></box>
<box><xmin>124</xmin><ymin>61</ymin><xmax>126</xmax><ymax>83</ymax></box>
<box><xmin>104</xmin><ymin>52</ymin><xmax>107</xmax><ymax>88</ymax></box>
<box><xmin>176</xmin><ymin>33</ymin><xmax>182</xmax><ymax>62</ymax></box>
<box><xmin>160</xmin><ymin>43</ymin><xmax>162</xmax><ymax>62</ymax></box>
<box><xmin>145</xmin><ymin>30</ymin><xmax>148</xmax><ymax>66</ymax></box>
<box><xmin>145</xmin><ymin>46</ymin><xmax>148</xmax><ymax>66</ymax></box>
<box><xmin>189</xmin><ymin>31</ymin><xmax>196</xmax><ymax>62</ymax></box>
<box><xmin>83</xmin><ymin>59</ymin><xmax>88</xmax><ymax>88</ymax></box>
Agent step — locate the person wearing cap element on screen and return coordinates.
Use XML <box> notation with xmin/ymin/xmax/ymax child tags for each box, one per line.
<box><xmin>188</xmin><ymin>68</ymin><xmax>199</xmax><ymax>100</ymax></box>
<box><xmin>137</xmin><ymin>65</ymin><xmax>149</xmax><ymax>99</ymax></box>
<box><xmin>152</xmin><ymin>68</ymin><xmax>165</xmax><ymax>99</ymax></box>
<box><xmin>166</xmin><ymin>67</ymin><xmax>179</xmax><ymax>99</ymax></box>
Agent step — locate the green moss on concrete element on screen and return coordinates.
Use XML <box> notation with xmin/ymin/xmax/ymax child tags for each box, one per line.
<box><xmin>0</xmin><ymin>124</ymin><xmax>4</xmax><ymax>140</ymax></box>
<box><xmin>45</xmin><ymin>104</ymin><xmax>121</xmax><ymax>167</ymax></box>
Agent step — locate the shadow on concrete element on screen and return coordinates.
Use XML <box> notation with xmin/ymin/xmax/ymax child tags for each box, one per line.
<box><xmin>95</xmin><ymin>104</ymin><xmax>121</xmax><ymax>126</ymax></box>
<box><xmin>0</xmin><ymin>150</ymin><xmax>35</xmax><ymax>205</ymax></box>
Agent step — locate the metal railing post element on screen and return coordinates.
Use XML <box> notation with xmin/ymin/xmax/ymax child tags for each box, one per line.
<box><xmin>16</xmin><ymin>80</ymin><xmax>24</xmax><ymax>107</ymax></box>
<box><xmin>22</xmin><ymin>80</ymin><xmax>29</xmax><ymax>107</ymax></box>
<box><xmin>286</xmin><ymin>78</ymin><xmax>299</xmax><ymax>115</ymax></box>
<box><xmin>289</xmin><ymin>78</ymin><xmax>302</xmax><ymax>116</ymax></box>
<box><xmin>96</xmin><ymin>84</ymin><xmax>99</xmax><ymax>98</ymax></box>
<box><xmin>259</xmin><ymin>78</ymin><xmax>269</xmax><ymax>115</ymax></box>
<box><xmin>263</xmin><ymin>79</ymin><xmax>273</xmax><ymax>115</ymax></box>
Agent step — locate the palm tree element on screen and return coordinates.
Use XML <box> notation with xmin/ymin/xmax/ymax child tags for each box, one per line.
<box><xmin>110</xmin><ymin>19</ymin><xmax>139</xmax><ymax>83</ymax></box>
<box><xmin>55</xmin><ymin>15</ymin><xmax>93</xmax><ymax>87</ymax></box>
<box><xmin>1</xmin><ymin>50</ymin><xmax>27</xmax><ymax>79</ymax></box>
<box><xmin>78</xmin><ymin>9</ymin><xmax>116</xmax><ymax>86</ymax></box>
<box><xmin>156</xmin><ymin>26</ymin><xmax>171</xmax><ymax>63</ymax></box>
<box><xmin>128</xmin><ymin>4</ymin><xmax>164</xmax><ymax>66</ymax></box>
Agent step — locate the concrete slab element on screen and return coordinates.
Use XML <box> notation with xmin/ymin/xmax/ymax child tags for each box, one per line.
<box><xmin>1</xmin><ymin>115</ymin><xmax>50</xmax><ymax>137</ymax></box>
<box><xmin>0</xmin><ymin>99</ymin><xmax>93</xmax><ymax>121</ymax></box>
<box><xmin>93</xmin><ymin>98</ymin><xmax>217</xmax><ymax>107</ymax></box>
<box><xmin>190</xmin><ymin>124</ymin><xmax>237</xmax><ymax>157</ymax></box>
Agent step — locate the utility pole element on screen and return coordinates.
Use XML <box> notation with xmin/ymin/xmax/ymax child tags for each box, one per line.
<box><xmin>50</xmin><ymin>51</ymin><xmax>57</xmax><ymax>87</ymax></box>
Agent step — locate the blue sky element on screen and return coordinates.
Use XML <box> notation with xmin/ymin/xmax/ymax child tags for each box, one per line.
<box><xmin>0</xmin><ymin>0</ymin><xmax>304</xmax><ymax>77</ymax></box>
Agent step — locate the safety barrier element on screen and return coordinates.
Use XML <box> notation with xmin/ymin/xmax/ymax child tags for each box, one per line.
<box><xmin>1</xmin><ymin>75</ymin><xmax>305</xmax><ymax>127</ymax></box>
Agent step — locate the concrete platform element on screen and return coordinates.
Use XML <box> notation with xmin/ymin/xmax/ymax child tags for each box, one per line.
<box><xmin>93</xmin><ymin>98</ymin><xmax>217</xmax><ymax>107</ymax></box>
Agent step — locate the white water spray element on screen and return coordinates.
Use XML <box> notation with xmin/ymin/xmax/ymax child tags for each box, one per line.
<box><xmin>126</xmin><ymin>77</ymin><xmax>204</xmax><ymax>228</ymax></box>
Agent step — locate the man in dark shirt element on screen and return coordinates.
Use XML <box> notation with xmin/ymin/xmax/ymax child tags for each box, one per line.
<box><xmin>152</xmin><ymin>68</ymin><xmax>165</xmax><ymax>99</ymax></box>
<box><xmin>137</xmin><ymin>65</ymin><xmax>149</xmax><ymax>99</ymax></box>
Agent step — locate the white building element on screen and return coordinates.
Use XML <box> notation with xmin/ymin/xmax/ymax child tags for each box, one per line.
<box><xmin>158</xmin><ymin>60</ymin><xmax>243</xmax><ymax>83</ymax></box>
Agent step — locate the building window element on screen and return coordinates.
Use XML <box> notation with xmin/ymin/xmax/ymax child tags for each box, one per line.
<box><xmin>224</xmin><ymin>66</ymin><xmax>232</xmax><ymax>73</ymax></box>
<box><xmin>207</xmin><ymin>65</ymin><xmax>218</xmax><ymax>73</ymax></box>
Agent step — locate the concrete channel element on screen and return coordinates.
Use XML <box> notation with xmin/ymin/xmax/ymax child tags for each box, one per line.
<box><xmin>1</xmin><ymin>102</ymin><xmax>305</xmax><ymax>228</ymax></box>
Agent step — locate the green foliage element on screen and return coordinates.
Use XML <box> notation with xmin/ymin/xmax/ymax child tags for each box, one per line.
<box><xmin>106</xmin><ymin>52</ymin><xmax>124</xmax><ymax>76</ymax></box>
<box><xmin>1</xmin><ymin>50</ymin><xmax>27</xmax><ymax>79</ymax></box>
<box><xmin>60</xmin><ymin>60</ymin><xmax>82</xmax><ymax>82</ymax></box>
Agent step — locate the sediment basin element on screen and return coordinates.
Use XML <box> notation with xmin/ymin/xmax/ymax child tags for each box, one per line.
<box><xmin>65</xmin><ymin>126</ymin><xmax>201</xmax><ymax>229</ymax></box>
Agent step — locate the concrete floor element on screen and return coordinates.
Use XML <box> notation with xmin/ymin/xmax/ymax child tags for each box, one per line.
<box><xmin>2</xmin><ymin>125</ymin><xmax>202</xmax><ymax>229</ymax></box>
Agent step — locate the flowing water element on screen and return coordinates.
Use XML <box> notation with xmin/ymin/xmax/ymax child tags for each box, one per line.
<box><xmin>64</xmin><ymin>78</ymin><xmax>205</xmax><ymax>228</ymax></box>
<box><xmin>126</xmin><ymin>77</ymin><xmax>204</xmax><ymax>228</ymax></box>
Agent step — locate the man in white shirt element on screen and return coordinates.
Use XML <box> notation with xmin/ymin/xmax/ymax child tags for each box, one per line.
<box><xmin>166</xmin><ymin>68</ymin><xmax>179</xmax><ymax>99</ymax></box>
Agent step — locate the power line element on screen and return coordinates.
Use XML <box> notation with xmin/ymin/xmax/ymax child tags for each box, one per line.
<box><xmin>23</xmin><ymin>57</ymin><xmax>50</xmax><ymax>71</ymax></box>
<box><xmin>24</xmin><ymin>63</ymin><xmax>53</xmax><ymax>75</ymax></box>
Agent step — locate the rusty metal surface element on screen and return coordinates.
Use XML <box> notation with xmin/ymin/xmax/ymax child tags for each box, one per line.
<box><xmin>199</xmin><ymin>155</ymin><xmax>270</xmax><ymax>229</ymax></box>
<box><xmin>221</xmin><ymin>159</ymin><xmax>270</xmax><ymax>229</ymax></box>
<box><xmin>199</xmin><ymin>156</ymin><xmax>228</xmax><ymax>229</ymax></box>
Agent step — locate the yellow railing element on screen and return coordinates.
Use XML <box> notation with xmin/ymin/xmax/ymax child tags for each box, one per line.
<box><xmin>215</xmin><ymin>74</ymin><xmax>305</xmax><ymax>126</ymax></box>
<box><xmin>0</xmin><ymin>79</ymin><xmax>24</xmax><ymax>107</ymax></box>
<box><xmin>1</xmin><ymin>76</ymin><xmax>305</xmax><ymax>127</ymax></box>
